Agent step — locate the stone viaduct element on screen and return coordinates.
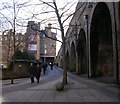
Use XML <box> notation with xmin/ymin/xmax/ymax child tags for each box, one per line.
<box><xmin>56</xmin><ymin>2</ymin><xmax>120</xmax><ymax>83</ymax></box>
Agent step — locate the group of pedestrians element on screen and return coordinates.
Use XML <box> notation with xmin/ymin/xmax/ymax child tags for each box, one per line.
<box><xmin>29</xmin><ymin>61</ymin><xmax>50</xmax><ymax>83</ymax></box>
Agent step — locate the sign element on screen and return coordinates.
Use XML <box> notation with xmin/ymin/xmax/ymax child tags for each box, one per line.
<box><xmin>28</xmin><ymin>44</ymin><xmax>37</xmax><ymax>51</ymax></box>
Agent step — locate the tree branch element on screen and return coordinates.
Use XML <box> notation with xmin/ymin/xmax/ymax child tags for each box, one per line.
<box><xmin>0</xmin><ymin>12</ymin><xmax>13</xmax><ymax>27</ymax></box>
<box><xmin>31</xmin><ymin>25</ymin><xmax>62</xmax><ymax>43</ymax></box>
<box><xmin>62</xmin><ymin>2</ymin><xmax>86</xmax><ymax>24</ymax></box>
<box><xmin>60</xmin><ymin>1</ymin><xmax>76</xmax><ymax>18</ymax></box>
<box><xmin>39</xmin><ymin>0</ymin><xmax>55</xmax><ymax>9</ymax></box>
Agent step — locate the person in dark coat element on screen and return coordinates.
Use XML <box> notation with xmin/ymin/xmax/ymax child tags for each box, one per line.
<box><xmin>42</xmin><ymin>63</ymin><xmax>47</xmax><ymax>74</ymax></box>
<box><xmin>35</xmin><ymin>63</ymin><xmax>42</xmax><ymax>83</ymax></box>
<box><xmin>29</xmin><ymin>63</ymin><xmax>35</xmax><ymax>83</ymax></box>
<box><xmin>50</xmin><ymin>62</ymin><xmax>53</xmax><ymax>70</ymax></box>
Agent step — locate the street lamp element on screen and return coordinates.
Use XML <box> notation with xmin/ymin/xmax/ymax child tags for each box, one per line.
<box><xmin>87</xmin><ymin>2</ymin><xmax>93</xmax><ymax>8</ymax></box>
<box><xmin>83</xmin><ymin>14</ymin><xmax>91</xmax><ymax>78</ymax></box>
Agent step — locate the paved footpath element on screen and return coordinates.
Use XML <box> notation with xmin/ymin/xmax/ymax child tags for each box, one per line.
<box><xmin>1</xmin><ymin>66</ymin><xmax>120</xmax><ymax>103</ymax></box>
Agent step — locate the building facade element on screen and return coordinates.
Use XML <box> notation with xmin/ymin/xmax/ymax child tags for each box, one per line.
<box><xmin>26</xmin><ymin>21</ymin><xmax>56</xmax><ymax>64</ymax></box>
<box><xmin>56</xmin><ymin>2</ymin><xmax>120</xmax><ymax>83</ymax></box>
<box><xmin>26</xmin><ymin>21</ymin><xmax>40</xmax><ymax>59</ymax></box>
<box><xmin>40</xmin><ymin>23</ymin><xmax>56</xmax><ymax>64</ymax></box>
<box><xmin>0</xmin><ymin>29</ymin><xmax>26</xmax><ymax>68</ymax></box>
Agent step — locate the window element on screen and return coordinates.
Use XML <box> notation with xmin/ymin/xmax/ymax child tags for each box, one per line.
<box><xmin>28</xmin><ymin>44</ymin><xmax>37</xmax><ymax>51</ymax></box>
<box><xmin>30</xmin><ymin>35</ymin><xmax>34</xmax><ymax>41</ymax></box>
<box><xmin>42</xmin><ymin>33</ymin><xmax>45</xmax><ymax>38</ymax></box>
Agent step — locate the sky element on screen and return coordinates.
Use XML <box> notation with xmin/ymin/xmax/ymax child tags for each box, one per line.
<box><xmin>0</xmin><ymin>0</ymin><xmax>78</xmax><ymax>55</ymax></box>
<box><xmin>0</xmin><ymin>0</ymin><xmax>118</xmax><ymax>54</ymax></box>
<box><xmin>0</xmin><ymin>0</ymin><xmax>77</xmax><ymax>32</ymax></box>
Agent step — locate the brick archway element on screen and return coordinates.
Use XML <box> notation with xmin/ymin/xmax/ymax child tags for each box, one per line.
<box><xmin>70</xmin><ymin>42</ymin><xmax>76</xmax><ymax>72</ymax></box>
<box><xmin>77</xmin><ymin>29</ymin><xmax>87</xmax><ymax>74</ymax></box>
<box><xmin>90</xmin><ymin>2</ymin><xmax>113</xmax><ymax>77</ymax></box>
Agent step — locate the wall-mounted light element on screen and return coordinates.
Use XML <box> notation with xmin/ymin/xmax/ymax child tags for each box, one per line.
<box><xmin>84</xmin><ymin>14</ymin><xmax>88</xmax><ymax>19</ymax></box>
<box><xmin>88</xmin><ymin>2</ymin><xmax>93</xmax><ymax>8</ymax></box>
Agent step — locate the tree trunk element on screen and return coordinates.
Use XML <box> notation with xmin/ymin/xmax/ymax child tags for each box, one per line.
<box><xmin>53</xmin><ymin>1</ymin><xmax>67</xmax><ymax>85</ymax></box>
<box><xmin>62</xmin><ymin>38</ymin><xmax>67</xmax><ymax>85</ymax></box>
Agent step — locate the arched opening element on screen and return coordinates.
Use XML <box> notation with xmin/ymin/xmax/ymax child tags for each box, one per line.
<box><xmin>70</xmin><ymin>42</ymin><xmax>76</xmax><ymax>72</ymax></box>
<box><xmin>77</xmin><ymin>29</ymin><xmax>87</xmax><ymax>74</ymax></box>
<box><xmin>90</xmin><ymin>2</ymin><xmax>113</xmax><ymax>77</ymax></box>
<box><xmin>65</xmin><ymin>50</ymin><xmax>70</xmax><ymax>70</ymax></box>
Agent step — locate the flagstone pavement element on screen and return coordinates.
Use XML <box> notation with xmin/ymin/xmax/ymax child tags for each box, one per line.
<box><xmin>1</xmin><ymin>65</ymin><xmax>119</xmax><ymax>103</ymax></box>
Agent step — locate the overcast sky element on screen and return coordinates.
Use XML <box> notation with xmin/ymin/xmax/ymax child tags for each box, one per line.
<box><xmin>0</xmin><ymin>0</ymin><xmax>78</xmax><ymax>54</ymax></box>
<box><xmin>0</xmin><ymin>0</ymin><xmax>77</xmax><ymax>31</ymax></box>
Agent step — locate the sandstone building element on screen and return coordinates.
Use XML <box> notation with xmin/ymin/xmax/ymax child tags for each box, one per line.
<box><xmin>26</xmin><ymin>21</ymin><xmax>56</xmax><ymax>64</ymax></box>
<box><xmin>0</xmin><ymin>29</ymin><xmax>26</xmax><ymax>68</ymax></box>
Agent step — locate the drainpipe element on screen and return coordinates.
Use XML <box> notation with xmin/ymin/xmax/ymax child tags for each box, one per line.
<box><xmin>84</xmin><ymin>14</ymin><xmax>91</xmax><ymax>78</ymax></box>
<box><xmin>113</xmin><ymin>2</ymin><xmax>119</xmax><ymax>85</ymax></box>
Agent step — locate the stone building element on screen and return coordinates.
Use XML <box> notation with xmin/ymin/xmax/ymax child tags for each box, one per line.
<box><xmin>40</xmin><ymin>23</ymin><xmax>56</xmax><ymax>63</ymax></box>
<box><xmin>26</xmin><ymin>21</ymin><xmax>56</xmax><ymax>64</ymax></box>
<box><xmin>26</xmin><ymin>21</ymin><xmax>39</xmax><ymax>59</ymax></box>
<box><xmin>56</xmin><ymin>2</ymin><xmax>120</xmax><ymax>83</ymax></box>
<box><xmin>0</xmin><ymin>29</ymin><xmax>26</xmax><ymax>68</ymax></box>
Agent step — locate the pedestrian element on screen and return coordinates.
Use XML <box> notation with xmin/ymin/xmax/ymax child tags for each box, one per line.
<box><xmin>29</xmin><ymin>63</ymin><xmax>35</xmax><ymax>83</ymax></box>
<box><xmin>35</xmin><ymin>63</ymin><xmax>42</xmax><ymax>83</ymax></box>
<box><xmin>50</xmin><ymin>62</ymin><xmax>53</xmax><ymax>70</ymax></box>
<box><xmin>42</xmin><ymin>63</ymin><xmax>47</xmax><ymax>74</ymax></box>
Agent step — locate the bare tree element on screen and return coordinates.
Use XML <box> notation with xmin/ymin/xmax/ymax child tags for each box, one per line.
<box><xmin>30</xmin><ymin>0</ymin><xmax>87</xmax><ymax>85</ymax></box>
<box><xmin>28</xmin><ymin>0</ymin><xmax>76</xmax><ymax>85</ymax></box>
<box><xmin>0</xmin><ymin>0</ymin><xmax>34</xmax><ymax>84</ymax></box>
<box><xmin>0</xmin><ymin>0</ymin><xmax>87</xmax><ymax>85</ymax></box>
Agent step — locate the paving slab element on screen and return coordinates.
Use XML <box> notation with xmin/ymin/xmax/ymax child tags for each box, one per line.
<box><xmin>1</xmin><ymin>66</ymin><xmax>119</xmax><ymax>103</ymax></box>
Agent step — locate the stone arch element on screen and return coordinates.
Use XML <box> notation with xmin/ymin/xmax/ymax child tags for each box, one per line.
<box><xmin>70</xmin><ymin>41</ymin><xmax>76</xmax><ymax>72</ymax></box>
<box><xmin>90</xmin><ymin>2</ymin><xmax>113</xmax><ymax>77</ymax></box>
<box><xmin>65</xmin><ymin>50</ymin><xmax>70</xmax><ymax>70</ymax></box>
<box><xmin>77</xmin><ymin>28</ymin><xmax>87</xmax><ymax>74</ymax></box>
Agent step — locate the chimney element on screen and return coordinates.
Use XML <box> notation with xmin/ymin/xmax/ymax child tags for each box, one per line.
<box><xmin>45</xmin><ymin>23</ymin><xmax>52</xmax><ymax>37</ymax></box>
<box><xmin>48</xmin><ymin>23</ymin><xmax>52</xmax><ymax>29</ymax></box>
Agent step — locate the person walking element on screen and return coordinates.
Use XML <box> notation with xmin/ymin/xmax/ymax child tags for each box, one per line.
<box><xmin>35</xmin><ymin>63</ymin><xmax>42</xmax><ymax>83</ymax></box>
<box><xmin>50</xmin><ymin>62</ymin><xmax>53</xmax><ymax>70</ymax></box>
<box><xmin>29</xmin><ymin>63</ymin><xmax>35</xmax><ymax>83</ymax></box>
<box><xmin>42</xmin><ymin>63</ymin><xmax>47</xmax><ymax>74</ymax></box>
